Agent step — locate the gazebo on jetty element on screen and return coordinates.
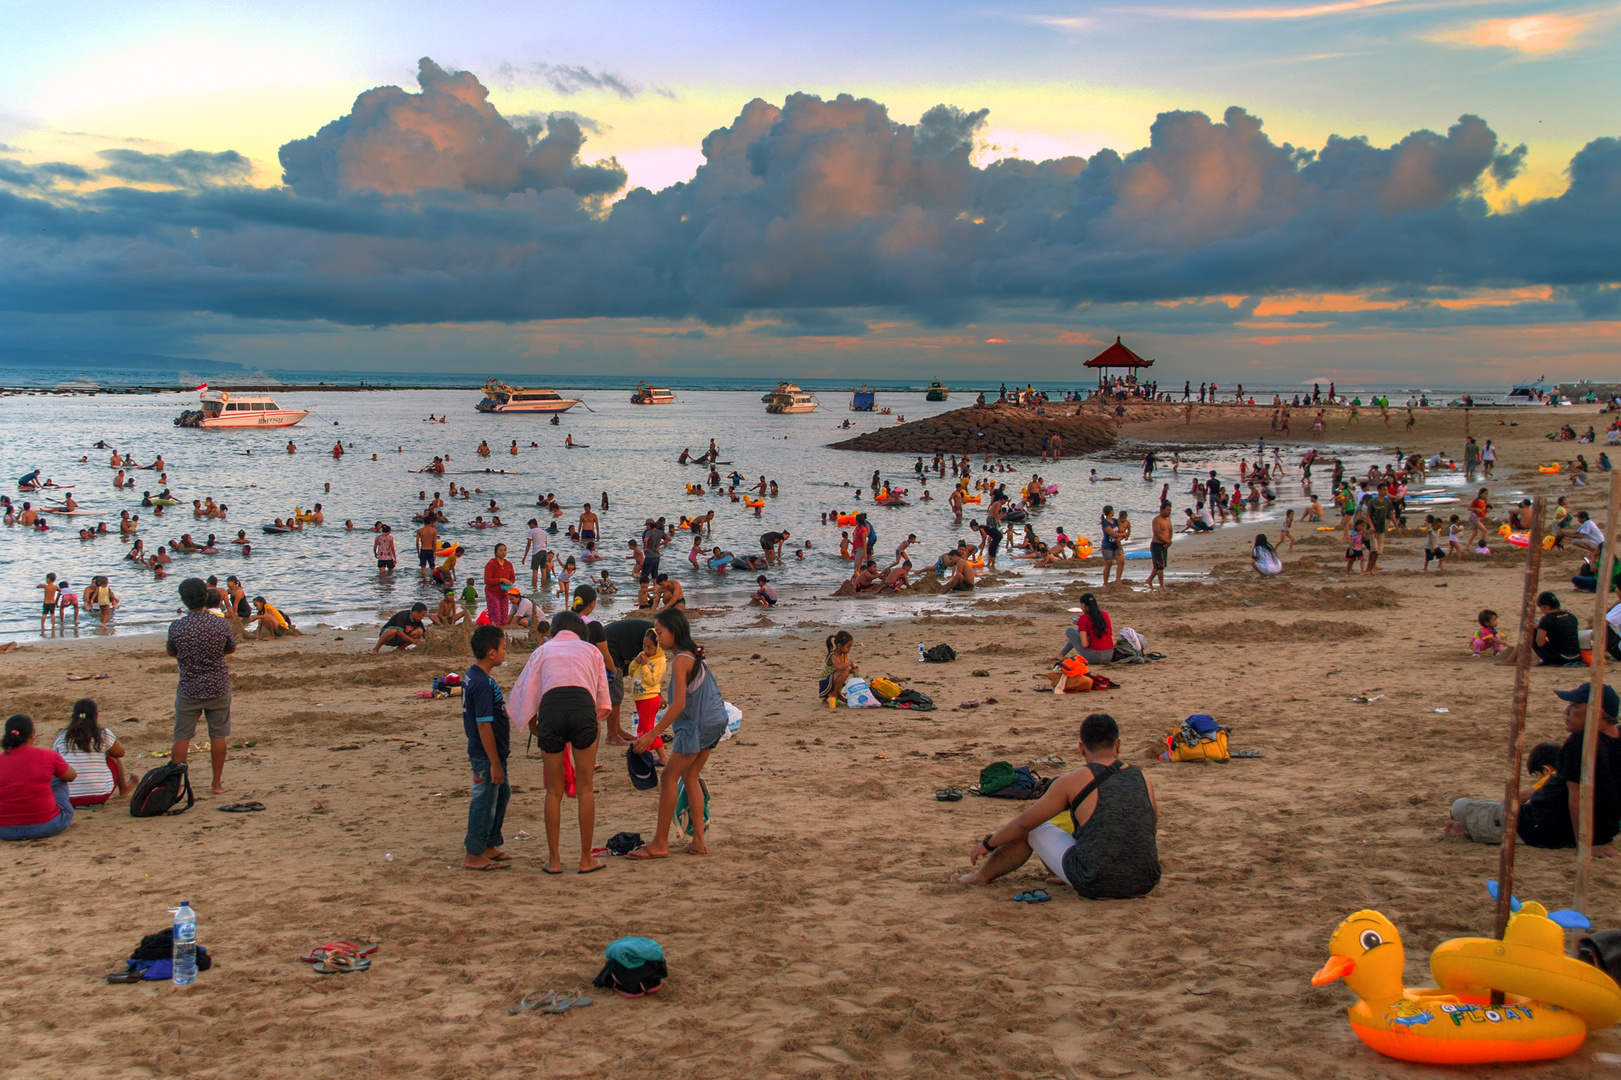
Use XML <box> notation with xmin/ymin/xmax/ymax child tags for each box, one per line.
<box><xmin>1085</xmin><ymin>337</ymin><xmax>1154</xmax><ymax>386</ymax></box>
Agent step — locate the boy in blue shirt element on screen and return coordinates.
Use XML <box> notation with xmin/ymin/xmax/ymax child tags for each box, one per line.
<box><xmin>462</xmin><ymin>624</ymin><xmax>511</xmax><ymax>871</ymax></box>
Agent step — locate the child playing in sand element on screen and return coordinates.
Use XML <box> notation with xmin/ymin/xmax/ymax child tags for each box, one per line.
<box><xmin>1447</xmin><ymin>515</ymin><xmax>1463</xmax><ymax>563</ymax></box>
<box><xmin>1345</xmin><ymin>523</ymin><xmax>1365</xmax><ymax>574</ymax></box>
<box><xmin>627</xmin><ymin>627</ymin><xmax>667</xmax><ymax>764</ymax></box>
<box><xmin>1472</xmin><ymin>609</ymin><xmax>1507</xmax><ymax>658</ymax></box>
<box><xmin>1423</xmin><ymin>515</ymin><xmax>1445</xmax><ymax>573</ymax></box>
<box><xmin>1305</xmin><ymin>495</ymin><xmax>1324</xmax><ymax>522</ymax></box>
<box><xmin>818</xmin><ymin>631</ymin><xmax>857</xmax><ymax>705</ymax></box>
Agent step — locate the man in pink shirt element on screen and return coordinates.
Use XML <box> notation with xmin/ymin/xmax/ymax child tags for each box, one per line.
<box><xmin>507</xmin><ymin>611</ymin><xmax>611</xmax><ymax>875</ymax></box>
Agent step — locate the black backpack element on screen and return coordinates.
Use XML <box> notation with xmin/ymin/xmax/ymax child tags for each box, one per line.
<box><xmin>893</xmin><ymin>689</ymin><xmax>935</xmax><ymax>710</ymax></box>
<box><xmin>923</xmin><ymin>644</ymin><xmax>956</xmax><ymax>663</ymax></box>
<box><xmin>130</xmin><ymin>762</ymin><xmax>195</xmax><ymax>818</ymax></box>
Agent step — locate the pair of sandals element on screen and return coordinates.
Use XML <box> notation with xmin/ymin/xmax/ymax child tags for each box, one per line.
<box><xmin>218</xmin><ymin>802</ymin><xmax>265</xmax><ymax>813</ymax></box>
<box><xmin>300</xmin><ymin>941</ymin><xmax>378</xmax><ymax>974</ymax></box>
<box><xmin>508</xmin><ymin>989</ymin><xmax>593</xmax><ymax>1015</ymax></box>
<box><xmin>1013</xmin><ymin>890</ymin><xmax>1052</xmax><ymax>904</ymax></box>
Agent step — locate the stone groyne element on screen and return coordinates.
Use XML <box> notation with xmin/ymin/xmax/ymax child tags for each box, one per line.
<box><xmin>828</xmin><ymin>402</ymin><xmax>1117</xmax><ymax>456</ymax></box>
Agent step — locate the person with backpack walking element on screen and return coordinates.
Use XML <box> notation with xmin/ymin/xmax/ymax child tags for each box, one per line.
<box><xmin>0</xmin><ymin>714</ymin><xmax>76</xmax><ymax>841</ymax></box>
<box><xmin>167</xmin><ymin>577</ymin><xmax>237</xmax><ymax>795</ymax></box>
<box><xmin>627</xmin><ymin>609</ymin><xmax>729</xmax><ymax>859</ymax></box>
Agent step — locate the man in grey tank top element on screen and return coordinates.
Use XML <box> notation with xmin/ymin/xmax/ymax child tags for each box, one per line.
<box><xmin>950</xmin><ymin>714</ymin><xmax>1160</xmax><ymax>900</ymax></box>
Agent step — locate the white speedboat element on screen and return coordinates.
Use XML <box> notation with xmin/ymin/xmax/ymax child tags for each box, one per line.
<box><xmin>762</xmin><ymin>382</ymin><xmax>819</xmax><ymax>414</ymax></box>
<box><xmin>175</xmin><ymin>386</ymin><xmax>308</xmax><ymax>428</ymax></box>
<box><xmin>476</xmin><ymin>379</ymin><xmax>581</xmax><ymax>415</ymax></box>
<box><xmin>1451</xmin><ymin>381</ymin><xmax>1560</xmax><ymax>408</ymax></box>
<box><xmin>630</xmin><ymin>382</ymin><xmax>676</xmax><ymax>405</ymax></box>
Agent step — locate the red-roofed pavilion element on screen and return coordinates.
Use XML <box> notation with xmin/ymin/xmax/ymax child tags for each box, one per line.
<box><xmin>1084</xmin><ymin>336</ymin><xmax>1154</xmax><ymax>385</ymax></box>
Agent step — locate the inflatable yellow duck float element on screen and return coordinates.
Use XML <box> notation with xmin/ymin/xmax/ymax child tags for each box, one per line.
<box><xmin>1314</xmin><ymin>904</ymin><xmax>1621</xmax><ymax>1064</ymax></box>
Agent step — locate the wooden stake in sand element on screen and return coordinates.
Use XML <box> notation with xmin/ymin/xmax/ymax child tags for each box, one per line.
<box><xmin>1494</xmin><ymin>495</ymin><xmax>1546</xmax><ymax>967</ymax></box>
<box><xmin>1575</xmin><ymin>472</ymin><xmax>1621</xmax><ymax>912</ymax></box>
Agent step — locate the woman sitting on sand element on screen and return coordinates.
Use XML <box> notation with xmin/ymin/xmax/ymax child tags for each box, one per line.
<box><xmin>52</xmin><ymin>699</ymin><xmax>137</xmax><ymax>807</ymax></box>
<box><xmin>818</xmin><ymin>631</ymin><xmax>857</xmax><ymax>702</ymax></box>
<box><xmin>0</xmin><ymin>714</ymin><xmax>76</xmax><ymax>841</ymax></box>
<box><xmin>1251</xmin><ymin>534</ymin><xmax>1282</xmax><ymax>577</ymax></box>
<box><xmin>1064</xmin><ymin>593</ymin><xmax>1115</xmax><ymax>665</ymax></box>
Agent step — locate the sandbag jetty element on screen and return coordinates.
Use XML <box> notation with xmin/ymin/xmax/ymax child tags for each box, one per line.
<box><xmin>829</xmin><ymin>401</ymin><xmax>1117</xmax><ymax>456</ymax></box>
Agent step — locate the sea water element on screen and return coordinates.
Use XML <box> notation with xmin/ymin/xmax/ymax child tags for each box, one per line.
<box><xmin>0</xmin><ymin>386</ymin><xmax>1437</xmax><ymax>641</ymax></box>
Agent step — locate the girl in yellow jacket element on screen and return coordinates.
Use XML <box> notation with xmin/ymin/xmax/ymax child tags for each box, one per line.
<box><xmin>627</xmin><ymin>628</ymin><xmax>668</xmax><ymax>764</ymax></box>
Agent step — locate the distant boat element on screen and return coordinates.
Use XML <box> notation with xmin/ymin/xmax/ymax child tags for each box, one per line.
<box><xmin>476</xmin><ymin>378</ymin><xmax>581</xmax><ymax>415</ymax></box>
<box><xmin>175</xmin><ymin>386</ymin><xmax>307</xmax><ymax>428</ymax></box>
<box><xmin>851</xmin><ymin>385</ymin><xmax>876</xmax><ymax>412</ymax></box>
<box><xmin>925</xmin><ymin>381</ymin><xmax>949</xmax><ymax>402</ymax></box>
<box><xmin>630</xmin><ymin>382</ymin><xmax>675</xmax><ymax>405</ymax></box>
<box><xmin>762</xmin><ymin>382</ymin><xmax>819</xmax><ymax>414</ymax></box>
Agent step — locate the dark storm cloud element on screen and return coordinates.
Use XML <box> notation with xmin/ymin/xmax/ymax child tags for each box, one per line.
<box><xmin>0</xmin><ymin>61</ymin><xmax>1616</xmax><ymax>333</ymax></box>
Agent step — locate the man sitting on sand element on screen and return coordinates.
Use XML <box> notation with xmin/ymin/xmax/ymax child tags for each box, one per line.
<box><xmin>941</xmin><ymin>552</ymin><xmax>977</xmax><ymax>592</ymax></box>
<box><xmin>1446</xmin><ymin>683</ymin><xmax>1621</xmax><ymax>857</ymax></box>
<box><xmin>374</xmin><ymin>602</ymin><xmax>428</xmax><ymax>652</ymax></box>
<box><xmin>951</xmin><ymin>714</ymin><xmax>1160</xmax><ymax>899</ymax></box>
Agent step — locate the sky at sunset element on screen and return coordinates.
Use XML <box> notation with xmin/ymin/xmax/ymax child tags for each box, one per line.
<box><xmin>1</xmin><ymin>0</ymin><xmax>1617</xmax><ymax>386</ymax></box>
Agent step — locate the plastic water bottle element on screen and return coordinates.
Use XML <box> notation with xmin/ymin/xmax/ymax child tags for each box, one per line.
<box><xmin>918</xmin><ymin>642</ymin><xmax>926</xmax><ymax>662</ymax></box>
<box><xmin>172</xmin><ymin>901</ymin><xmax>197</xmax><ymax>985</ymax></box>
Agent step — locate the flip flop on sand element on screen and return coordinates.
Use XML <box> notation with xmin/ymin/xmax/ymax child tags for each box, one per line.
<box><xmin>299</xmin><ymin>942</ymin><xmax>378</xmax><ymax>963</ymax></box>
<box><xmin>508</xmin><ymin>989</ymin><xmax>557</xmax><ymax>1015</ymax></box>
<box><xmin>464</xmin><ymin>860</ymin><xmax>510</xmax><ymax>872</ymax></box>
<box><xmin>217</xmin><ymin>802</ymin><xmax>265</xmax><ymax>813</ymax></box>
<box><xmin>1013</xmin><ymin>890</ymin><xmax>1052</xmax><ymax>904</ymax></box>
<box><xmin>936</xmin><ymin>789</ymin><xmax>963</xmax><ymax>802</ymax></box>
<box><xmin>549</xmin><ymin>992</ymin><xmax>593</xmax><ymax>1013</ymax></box>
<box><xmin>577</xmin><ymin>860</ymin><xmax>607</xmax><ymax>875</ymax></box>
<box><xmin>313</xmin><ymin>953</ymin><xmax>371</xmax><ymax>974</ymax></box>
<box><xmin>625</xmin><ymin>847</ymin><xmax>668</xmax><ymax>860</ymax></box>
<box><xmin>540</xmin><ymin>866</ymin><xmax>564</xmax><ymax>875</ymax></box>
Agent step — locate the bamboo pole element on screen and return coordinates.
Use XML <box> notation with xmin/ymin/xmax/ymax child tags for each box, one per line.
<box><xmin>1494</xmin><ymin>496</ymin><xmax>1547</xmax><ymax>967</ymax></box>
<box><xmin>1575</xmin><ymin>472</ymin><xmax>1621</xmax><ymax>912</ymax></box>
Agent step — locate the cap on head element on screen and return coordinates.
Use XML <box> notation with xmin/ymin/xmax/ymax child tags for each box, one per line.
<box><xmin>1555</xmin><ymin>683</ymin><xmax>1621</xmax><ymax>717</ymax></box>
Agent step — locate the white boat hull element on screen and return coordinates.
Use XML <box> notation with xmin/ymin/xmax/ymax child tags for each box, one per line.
<box><xmin>477</xmin><ymin>400</ymin><xmax>580</xmax><ymax>414</ymax></box>
<box><xmin>198</xmin><ymin>411</ymin><xmax>308</xmax><ymax>428</ymax></box>
<box><xmin>767</xmin><ymin>403</ymin><xmax>819</xmax><ymax>414</ymax></box>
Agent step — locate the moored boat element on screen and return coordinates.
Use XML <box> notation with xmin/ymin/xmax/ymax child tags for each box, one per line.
<box><xmin>851</xmin><ymin>385</ymin><xmax>876</xmax><ymax>412</ymax></box>
<box><xmin>925</xmin><ymin>380</ymin><xmax>949</xmax><ymax>402</ymax></box>
<box><xmin>763</xmin><ymin>382</ymin><xmax>819</xmax><ymax>414</ymax></box>
<box><xmin>476</xmin><ymin>379</ymin><xmax>581</xmax><ymax>414</ymax></box>
<box><xmin>630</xmin><ymin>382</ymin><xmax>676</xmax><ymax>405</ymax></box>
<box><xmin>175</xmin><ymin>386</ymin><xmax>308</xmax><ymax>428</ymax></box>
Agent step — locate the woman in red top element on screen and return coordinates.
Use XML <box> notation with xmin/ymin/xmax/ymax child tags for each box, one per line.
<box><xmin>484</xmin><ymin>542</ymin><xmax>516</xmax><ymax>626</ymax></box>
<box><xmin>0</xmin><ymin>714</ymin><xmax>76</xmax><ymax>841</ymax></box>
<box><xmin>1064</xmin><ymin>592</ymin><xmax>1115</xmax><ymax>665</ymax></box>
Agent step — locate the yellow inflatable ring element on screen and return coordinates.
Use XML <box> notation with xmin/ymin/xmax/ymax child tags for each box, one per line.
<box><xmin>836</xmin><ymin>514</ymin><xmax>858</xmax><ymax>526</ymax></box>
<box><xmin>1431</xmin><ymin>901</ymin><xmax>1621</xmax><ymax>1030</ymax></box>
<box><xmin>962</xmin><ymin>495</ymin><xmax>981</xmax><ymax>503</ymax></box>
<box><xmin>1539</xmin><ymin>464</ymin><xmax>1562</xmax><ymax>474</ymax></box>
<box><xmin>744</xmin><ymin>498</ymin><xmax>765</xmax><ymax>508</ymax></box>
<box><xmin>1075</xmin><ymin>537</ymin><xmax>1093</xmax><ymax>558</ymax></box>
<box><xmin>1542</xmin><ymin>534</ymin><xmax>1556</xmax><ymax>549</ymax></box>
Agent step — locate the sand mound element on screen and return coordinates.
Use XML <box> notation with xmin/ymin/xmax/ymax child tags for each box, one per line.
<box><xmin>1163</xmin><ymin>618</ymin><xmax>1379</xmax><ymax>641</ymax></box>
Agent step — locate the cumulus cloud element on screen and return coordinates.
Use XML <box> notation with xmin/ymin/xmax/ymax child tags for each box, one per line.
<box><xmin>98</xmin><ymin>148</ymin><xmax>251</xmax><ymax>188</ymax></box>
<box><xmin>0</xmin><ymin>59</ymin><xmax>1616</xmax><ymax>337</ymax></box>
<box><xmin>277</xmin><ymin>57</ymin><xmax>626</xmax><ymax>199</ymax></box>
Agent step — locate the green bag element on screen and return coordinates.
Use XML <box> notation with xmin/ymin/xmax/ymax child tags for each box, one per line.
<box><xmin>674</xmin><ymin>777</ymin><xmax>710</xmax><ymax>837</ymax></box>
<box><xmin>978</xmin><ymin>761</ymin><xmax>1016</xmax><ymax>796</ymax></box>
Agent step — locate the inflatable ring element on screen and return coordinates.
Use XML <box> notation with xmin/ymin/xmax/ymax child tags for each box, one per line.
<box><xmin>1499</xmin><ymin>524</ymin><xmax>1512</xmax><ymax>536</ymax></box>
<box><xmin>962</xmin><ymin>495</ymin><xmax>981</xmax><ymax>503</ymax></box>
<box><xmin>1539</xmin><ymin>464</ymin><xmax>1562</xmax><ymax>474</ymax></box>
<box><xmin>836</xmin><ymin>514</ymin><xmax>858</xmax><ymax>526</ymax></box>
<box><xmin>1507</xmin><ymin>533</ymin><xmax>1529</xmax><ymax>548</ymax></box>
<box><xmin>744</xmin><ymin>498</ymin><xmax>765</xmax><ymax>508</ymax></box>
<box><xmin>967</xmin><ymin>558</ymin><xmax>984</xmax><ymax>568</ymax></box>
<box><xmin>1543</xmin><ymin>535</ymin><xmax>1557</xmax><ymax>550</ymax></box>
<box><xmin>1075</xmin><ymin>537</ymin><xmax>1093</xmax><ymax>558</ymax></box>
<box><xmin>435</xmin><ymin>540</ymin><xmax>460</xmax><ymax>557</ymax></box>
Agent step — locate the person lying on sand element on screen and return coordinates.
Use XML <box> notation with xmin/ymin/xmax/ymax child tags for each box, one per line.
<box><xmin>950</xmin><ymin>714</ymin><xmax>1160</xmax><ymax>899</ymax></box>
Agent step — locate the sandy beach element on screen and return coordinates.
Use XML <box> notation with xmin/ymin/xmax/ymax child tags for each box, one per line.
<box><xmin>5</xmin><ymin>402</ymin><xmax>1619</xmax><ymax>1079</ymax></box>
